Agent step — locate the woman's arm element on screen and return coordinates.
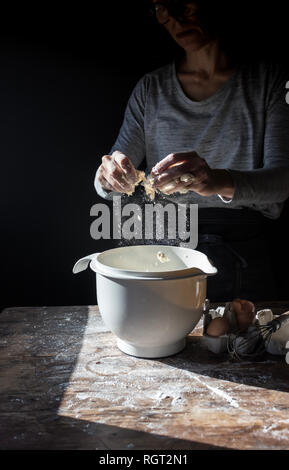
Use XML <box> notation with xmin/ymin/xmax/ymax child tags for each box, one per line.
<box><xmin>226</xmin><ymin>167</ymin><xmax>289</xmax><ymax>205</ymax></box>
<box><xmin>226</xmin><ymin>64</ymin><xmax>289</xmax><ymax>205</ymax></box>
<box><xmin>94</xmin><ymin>76</ymin><xmax>148</xmax><ymax>199</ymax></box>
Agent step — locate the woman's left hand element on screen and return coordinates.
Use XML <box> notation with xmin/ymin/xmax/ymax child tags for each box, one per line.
<box><xmin>151</xmin><ymin>151</ymin><xmax>235</xmax><ymax>198</ymax></box>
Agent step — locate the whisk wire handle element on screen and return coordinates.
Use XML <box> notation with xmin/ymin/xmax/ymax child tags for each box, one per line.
<box><xmin>227</xmin><ymin>312</ymin><xmax>289</xmax><ymax>361</ymax></box>
<box><xmin>267</xmin><ymin>313</ymin><xmax>289</xmax><ymax>332</ymax></box>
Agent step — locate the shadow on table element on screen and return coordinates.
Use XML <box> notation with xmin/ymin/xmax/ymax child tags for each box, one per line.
<box><xmin>1</xmin><ymin>416</ymin><xmax>229</xmax><ymax>450</ymax></box>
<box><xmin>157</xmin><ymin>335</ymin><xmax>289</xmax><ymax>393</ymax></box>
<box><xmin>0</xmin><ymin>306</ymin><xmax>228</xmax><ymax>450</ymax></box>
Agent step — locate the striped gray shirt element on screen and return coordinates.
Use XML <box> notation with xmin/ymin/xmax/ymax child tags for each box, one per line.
<box><xmin>95</xmin><ymin>60</ymin><xmax>289</xmax><ymax>219</ymax></box>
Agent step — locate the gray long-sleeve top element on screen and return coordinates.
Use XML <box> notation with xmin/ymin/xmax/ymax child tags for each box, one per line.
<box><xmin>95</xmin><ymin>60</ymin><xmax>289</xmax><ymax>219</ymax></box>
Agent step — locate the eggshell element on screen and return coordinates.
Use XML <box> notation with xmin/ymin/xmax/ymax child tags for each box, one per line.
<box><xmin>208</xmin><ymin>309</ymin><xmax>222</xmax><ymax>319</ymax></box>
<box><xmin>206</xmin><ymin>317</ymin><xmax>230</xmax><ymax>337</ymax></box>
<box><xmin>231</xmin><ymin>298</ymin><xmax>256</xmax><ymax>332</ymax></box>
<box><xmin>285</xmin><ymin>342</ymin><xmax>289</xmax><ymax>364</ymax></box>
<box><xmin>257</xmin><ymin>309</ymin><xmax>274</xmax><ymax>326</ymax></box>
<box><xmin>266</xmin><ymin>313</ymin><xmax>289</xmax><ymax>355</ymax></box>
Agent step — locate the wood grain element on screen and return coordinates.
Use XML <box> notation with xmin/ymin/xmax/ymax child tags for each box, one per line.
<box><xmin>0</xmin><ymin>302</ymin><xmax>289</xmax><ymax>450</ymax></box>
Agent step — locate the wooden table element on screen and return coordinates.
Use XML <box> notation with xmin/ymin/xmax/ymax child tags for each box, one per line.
<box><xmin>0</xmin><ymin>302</ymin><xmax>289</xmax><ymax>450</ymax></box>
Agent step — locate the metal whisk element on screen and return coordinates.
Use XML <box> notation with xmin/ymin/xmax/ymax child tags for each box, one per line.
<box><xmin>227</xmin><ymin>312</ymin><xmax>289</xmax><ymax>360</ymax></box>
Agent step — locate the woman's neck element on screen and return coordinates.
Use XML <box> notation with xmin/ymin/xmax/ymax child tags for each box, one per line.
<box><xmin>178</xmin><ymin>40</ymin><xmax>233</xmax><ymax>79</ymax></box>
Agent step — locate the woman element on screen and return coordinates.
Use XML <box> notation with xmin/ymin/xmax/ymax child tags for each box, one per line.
<box><xmin>94</xmin><ymin>0</ymin><xmax>289</xmax><ymax>301</ymax></box>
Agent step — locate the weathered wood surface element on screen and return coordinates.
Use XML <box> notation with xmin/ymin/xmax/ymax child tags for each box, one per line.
<box><xmin>0</xmin><ymin>302</ymin><xmax>289</xmax><ymax>450</ymax></box>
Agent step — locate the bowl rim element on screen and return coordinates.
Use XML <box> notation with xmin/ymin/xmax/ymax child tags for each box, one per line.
<box><xmin>90</xmin><ymin>245</ymin><xmax>218</xmax><ymax>281</ymax></box>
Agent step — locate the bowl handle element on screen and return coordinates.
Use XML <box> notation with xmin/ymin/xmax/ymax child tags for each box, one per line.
<box><xmin>72</xmin><ymin>254</ymin><xmax>99</xmax><ymax>274</ymax></box>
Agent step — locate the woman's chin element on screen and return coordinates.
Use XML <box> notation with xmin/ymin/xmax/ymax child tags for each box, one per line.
<box><xmin>182</xmin><ymin>40</ymin><xmax>208</xmax><ymax>52</ymax></box>
<box><xmin>176</xmin><ymin>35</ymin><xmax>208</xmax><ymax>52</ymax></box>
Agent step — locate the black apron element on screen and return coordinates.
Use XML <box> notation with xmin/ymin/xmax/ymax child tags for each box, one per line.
<box><xmin>197</xmin><ymin>208</ymin><xmax>278</xmax><ymax>302</ymax></box>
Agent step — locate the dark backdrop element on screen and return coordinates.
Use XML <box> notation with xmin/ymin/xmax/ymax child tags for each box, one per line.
<box><xmin>1</xmin><ymin>1</ymin><xmax>288</xmax><ymax>309</ymax></box>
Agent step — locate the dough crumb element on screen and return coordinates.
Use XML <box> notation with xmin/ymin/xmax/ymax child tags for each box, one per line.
<box><xmin>125</xmin><ymin>171</ymin><xmax>195</xmax><ymax>199</ymax></box>
<box><xmin>125</xmin><ymin>170</ymin><xmax>146</xmax><ymax>195</ymax></box>
<box><xmin>157</xmin><ymin>251</ymin><xmax>170</xmax><ymax>263</ymax></box>
<box><xmin>142</xmin><ymin>175</ymin><xmax>156</xmax><ymax>200</ymax></box>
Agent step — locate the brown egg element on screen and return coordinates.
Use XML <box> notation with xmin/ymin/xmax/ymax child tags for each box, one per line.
<box><xmin>206</xmin><ymin>317</ymin><xmax>230</xmax><ymax>337</ymax></box>
<box><xmin>231</xmin><ymin>298</ymin><xmax>256</xmax><ymax>332</ymax></box>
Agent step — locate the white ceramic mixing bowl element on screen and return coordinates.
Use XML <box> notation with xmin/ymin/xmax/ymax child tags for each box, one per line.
<box><xmin>73</xmin><ymin>245</ymin><xmax>217</xmax><ymax>358</ymax></box>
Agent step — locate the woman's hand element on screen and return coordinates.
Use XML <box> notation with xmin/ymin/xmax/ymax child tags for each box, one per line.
<box><xmin>151</xmin><ymin>151</ymin><xmax>235</xmax><ymax>198</ymax></box>
<box><xmin>97</xmin><ymin>151</ymin><xmax>139</xmax><ymax>193</ymax></box>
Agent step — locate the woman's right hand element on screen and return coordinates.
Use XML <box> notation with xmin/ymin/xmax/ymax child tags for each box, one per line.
<box><xmin>97</xmin><ymin>150</ymin><xmax>139</xmax><ymax>193</ymax></box>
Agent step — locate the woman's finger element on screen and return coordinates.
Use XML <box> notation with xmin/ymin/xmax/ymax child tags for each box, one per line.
<box><xmin>109</xmin><ymin>175</ymin><xmax>133</xmax><ymax>192</ymax></box>
<box><xmin>151</xmin><ymin>151</ymin><xmax>199</xmax><ymax>175</ymax></box>
<box><xmin>100</xmin><ymin>154</ymin><xmax>138</xmax><ymax>193</ymax></box>
<box><xmin>97</xmin><ymin>171</ymin><xmax>115</xmax><ymax>191</ymax></box>
<box><xmin>101</xmin><ymin>154</ymin><xmax>134</xmax><ymax>191</ymax></box>
<box><xmin>103</xmin><ymin>172</ymin><xmax>127</xmax><ymax>192</ymax></box>
<box><xmin>106</xmin><ymin>158</ymin><xmax>136</xmax><ymax>191</ymax></box>
<box><xmin>159</xmin><ymin>180</ymin><xmax>190</xmax><ymax>195</ymax></box>
<box><xmin>153</xmin><ymin>165</ymin><xmax>189</xmax><ymax>187</ymax></box>
<box><xmin>153</xmin><ymin>161</ymin><xmax>198</xmax><ymax>187</ymax></box>
<box><xmin>112</xmin><ymin>151</ymin><xmax>138</xmax><ymax>183</ymax></box>
<box><xmin>180</xmin><ymin>173</ymin><xmax>196</xmax><ymax>184</ymax></box>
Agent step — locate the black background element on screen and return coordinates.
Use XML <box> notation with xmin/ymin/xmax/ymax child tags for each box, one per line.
<box><xmin>1</xmin><ymin>1</ymin><xmax>288</xmax><ymax>310</ymax></box>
